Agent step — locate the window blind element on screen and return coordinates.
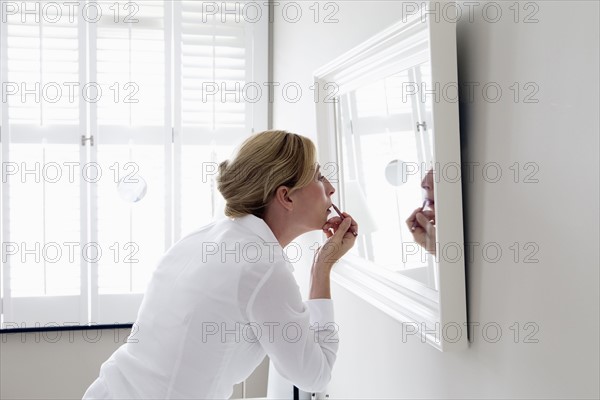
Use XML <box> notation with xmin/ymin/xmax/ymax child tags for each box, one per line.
<box><xmin>1</xmin><ymin>0</ymin><xmax>268</xmax><ymax>330</ymax></box>
<box><xmin>179</xmin><ymin>0</ymin><xmax>247</xmax><ymax>130</ymax></box>
<box><xmin>1</xmin><ymin>2</ymin><xmax>86</xmax><ymax>328</ymax></box>
<box><xmin>90</xmin><ymin>1</ymin><xmax>169</xmax><ymax>323</ymax></box>
<box><xmin>175</xmin><ymin>0</ymin><xmax>268</xmax><ymax>239</ymax></box>
<box><xmin>4</xmin><ymin>7</ymin><xmax>80</xmax><ymax>125</ymax></box>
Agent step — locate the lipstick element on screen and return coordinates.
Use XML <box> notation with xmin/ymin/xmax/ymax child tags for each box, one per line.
<box><xmin>331</xmin><ymin>203</ymin><xmax>358</xmax><ymax>237</ymax></box>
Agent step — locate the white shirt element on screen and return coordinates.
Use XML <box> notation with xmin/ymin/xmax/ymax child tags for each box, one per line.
<box><xmin>86</xmin><ymin>214</ymin><xmax>338</xmax><ymax>399</ymax></box>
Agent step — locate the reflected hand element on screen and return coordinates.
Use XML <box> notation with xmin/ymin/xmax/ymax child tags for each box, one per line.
<box><xmin>406</xmin><ymin>208</ymin><xmax>436</xmax><ymax>256</ymax></box>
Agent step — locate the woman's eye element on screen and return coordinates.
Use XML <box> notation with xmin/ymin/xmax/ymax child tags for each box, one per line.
<box><xmin>318</xmin><ymin>175</ymin><xmax>325</xmax><ymax>181</ymax></box>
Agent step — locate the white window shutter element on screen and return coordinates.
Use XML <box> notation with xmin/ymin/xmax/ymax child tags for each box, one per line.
<box><xmin>1</xmin><ymin>0</ymin><xmax>268</xmax><ymax>330</ymax></box>
<box><xmin>173</xmin><ymin>1</ymin><xmax>268</xmax><ymax>239</ymax></box>
<box><xmin>90</xmin><ymin>1</ymin><xmax>169</xmax><ymax>324</ymax></box>
<box><xmin>1</xmin><ymin>3</ymin><xmax>86</xmax><ymax>328</ymax></box>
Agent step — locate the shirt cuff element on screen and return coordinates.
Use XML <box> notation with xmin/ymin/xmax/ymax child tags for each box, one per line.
<box><xmin>305</xmin><ymin>299</ymin><xmax>335</xmax><ymax>326</ymax></box>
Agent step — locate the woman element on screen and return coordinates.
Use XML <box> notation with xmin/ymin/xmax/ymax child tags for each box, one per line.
<box><xmin>82</xmin><ymin>130</ymin><xmax>358</xmax><ymax>399</ymax></box>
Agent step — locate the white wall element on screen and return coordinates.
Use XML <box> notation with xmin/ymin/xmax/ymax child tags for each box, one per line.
<box><xmin>0</xmin><ymin>327</ymin><xmax>269</xmax><ymax>399</ymax></box>
<box><xmin>1</xmin><ymin>328</ymin><xmax>133</xmax><ymax>399</ymax></box>
<box><xmin>272</xmin><ymin>0</ymin><xmax>599</xmax><ymax>398</ymax></box>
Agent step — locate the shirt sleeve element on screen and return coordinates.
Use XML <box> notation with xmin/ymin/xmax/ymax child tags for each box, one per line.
<box><xmin>245</xmin><ymin>263</ymin><xmax>339</xmax><ymax>393</ymax></box>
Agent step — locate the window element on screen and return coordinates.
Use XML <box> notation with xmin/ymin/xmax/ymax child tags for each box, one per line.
<box><xmin>1</xmin><ymin>0</ymin><xmax>268</xmax><ymax>330</ymax></box>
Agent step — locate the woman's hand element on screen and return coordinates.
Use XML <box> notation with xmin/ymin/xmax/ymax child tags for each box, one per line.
<box><xmin>406</xmin><ymin>208</ymin><xmax>436</xmax><ymax>256</ymax></box>
<box><xmin>308</xmin><ymin>212</ymin><xmax>358</xmax><ymax>299</ymax></box>
<box><xmin>314</xmin><ymin>212</ymin><xmax>358</xmax><ymax>268</ymax></box>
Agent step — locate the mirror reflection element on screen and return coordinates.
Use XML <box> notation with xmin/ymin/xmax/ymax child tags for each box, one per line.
<box><xmin>334</xmin><ymin>61</ymin><xmax>439</xmax><ymax>290</ymax></box>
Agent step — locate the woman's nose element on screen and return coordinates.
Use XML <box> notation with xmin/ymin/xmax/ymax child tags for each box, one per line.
<box><xmin>327</xmin><ymin>180</ymin><xmax>335</xmax><ymax>195</ymax></box>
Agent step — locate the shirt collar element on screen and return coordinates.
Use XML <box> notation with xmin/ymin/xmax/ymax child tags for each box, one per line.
<box><xmin>231</xmin><ymin>214</ymin><xmax>295</xmax><ymax>271</ymax></box>
<box><xmin>231</xmin><ymin>214</ymin><xmax>279</xmax><ymax>246</ymax></box>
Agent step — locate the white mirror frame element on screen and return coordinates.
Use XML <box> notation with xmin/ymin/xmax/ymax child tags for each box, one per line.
<box><xmin>314</xmin><ymin>2</ymin><xmax>467</xmax><ymax>351</ymax></box>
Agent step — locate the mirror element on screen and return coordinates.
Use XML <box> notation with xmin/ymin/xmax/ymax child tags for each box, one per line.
<box><xmin>335</xmin><ymin>61</ymin><xmax>438</xmax><ymax>290</ymax></box>
<box><xmin>314</xmin><ymin>1</ymin><xmax>467</xmax><ymax>351</ymax></box>
<box><xmin>117</xmin><ymin>175</ymin><xmax>148</xmax><ymax>203</ymax></box>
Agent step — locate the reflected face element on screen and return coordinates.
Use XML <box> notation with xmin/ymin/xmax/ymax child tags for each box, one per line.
<box><xmin>421</xmin><ymin>169</ymin><xmax>435</xmax><ymax>211</ymax></box>
<box><xmin>291</xmin><ymin>163</ymin><xmax>336</xmax><ymax>229</ymax></box>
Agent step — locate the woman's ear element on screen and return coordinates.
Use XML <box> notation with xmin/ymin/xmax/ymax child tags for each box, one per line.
<box><xmin>275</xmin><ymin>186</ymin><xmax>294</xmax><ymax>211</ymax></box>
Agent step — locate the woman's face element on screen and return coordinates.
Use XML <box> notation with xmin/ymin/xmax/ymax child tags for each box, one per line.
<box><xmin>291</xmin><ymin>163</ymin><xmax>336</xmax><ymax>229</ymax></box>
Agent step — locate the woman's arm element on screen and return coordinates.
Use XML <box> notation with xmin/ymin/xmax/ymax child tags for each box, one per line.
<box><xmin>245</xmin><ymin>264</ymin><xmax>338</xmax><ymax>393</ymax></box>
<box><xmin>309</xmin><ymin>266</ymin><xmax>332</xmax><ymax>299</ymax></box>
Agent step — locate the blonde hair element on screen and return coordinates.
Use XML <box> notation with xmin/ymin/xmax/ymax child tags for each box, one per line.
<box><xmin>216</xmin><ymin>130</ymin><xmax>317</xmax><ymax>219</ymax></box>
